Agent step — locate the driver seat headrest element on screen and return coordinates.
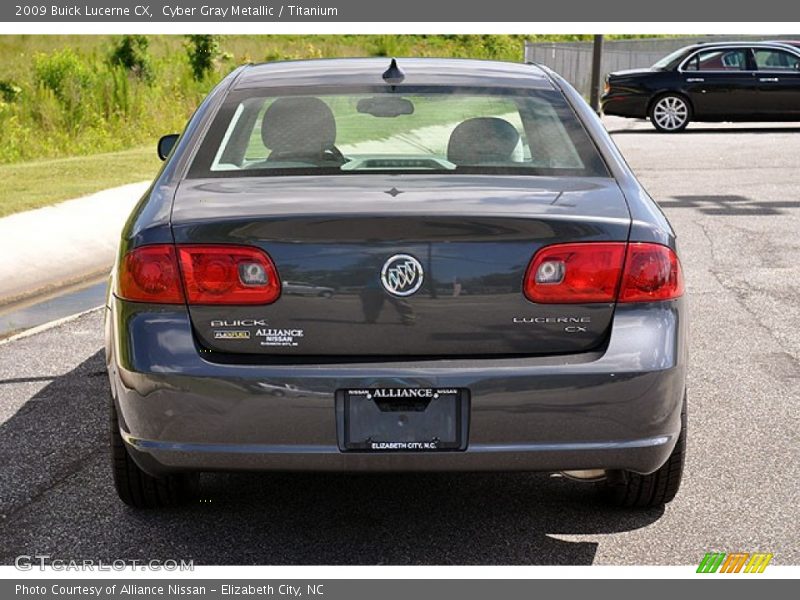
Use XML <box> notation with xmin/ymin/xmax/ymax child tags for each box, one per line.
<box><xmin>261</xmin><ymin>97</ymin><xmax>337</xmax><ymax>162</ymax></box>
<box><xmin>447</xmin><ymin>117</ymin><xmax>520</xmax><ymax>165</ymax></box>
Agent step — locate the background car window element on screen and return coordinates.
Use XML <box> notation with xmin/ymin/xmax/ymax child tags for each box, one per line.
<box><xmin>753</xmin><ymin>49</ymin><xmax>800</xmax><ymax>71</ymax></box>
<box><xmin>684</xmin><ymin>49</ymin><xmax>749</xmax><ymax>71</ymax></box>
<box><xmin>651</xmin><ymin>47</ymin><xmax>690</xmax><ymax>70</ymax></box>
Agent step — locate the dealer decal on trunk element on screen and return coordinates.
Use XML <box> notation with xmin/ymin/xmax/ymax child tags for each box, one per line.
<box><xmin>256</xmin><ymin>328</ymin><xmax>305</xmax><ymax>347</ymax></box>
<box><xmin>209</xmin><ymin>319</ymin><xmax>305</xmax><ymax>347</ymax></box>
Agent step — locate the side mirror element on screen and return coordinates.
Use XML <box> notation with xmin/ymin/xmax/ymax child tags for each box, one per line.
<box><xmin>157</xmin><ymin>134</ymin><xmax>179</xmax><ymax>161</ymax></box>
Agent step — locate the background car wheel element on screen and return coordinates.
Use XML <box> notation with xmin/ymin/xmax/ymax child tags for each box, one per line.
<box><xmin>649</xmin><ymin>94</ymin><xmax>691</xmax><ymax>133</ymax></box>
<box><xmin>110</xmin><ymin>401</ymin><xmax>199</xmax><ymax>509</ymax></box>
<box><xmin>598</xmin><ymin>392</ymin><xmax>686</xmax><ymax>508</ymax></box>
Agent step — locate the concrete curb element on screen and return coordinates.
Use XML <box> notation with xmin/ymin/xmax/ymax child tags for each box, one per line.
<box><xmin>0</xmin><ymin>306</ymin><xmax>104</xmax><ymax>346</ymax></box>
<box><xmin>0</xmin><ymin>181</ymin><xmax>149</xmax><ymax>306</ymax></box>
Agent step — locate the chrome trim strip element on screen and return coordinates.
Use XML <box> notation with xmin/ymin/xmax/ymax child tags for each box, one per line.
<box><xmin>470</xmin><ymin>436</ymin><xmax>671</xmax><ymax>452</ymax></box>
<box><xmin>123</xmin><ymin>431</ymin><xmax>671</xmax><ymax>454</ymax></box>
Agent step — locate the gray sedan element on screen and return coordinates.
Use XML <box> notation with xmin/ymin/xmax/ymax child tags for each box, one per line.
<box><xmin>105</xmin><ymin>58</ymin><xmax>687</xmax><ymax>509</ymax></box>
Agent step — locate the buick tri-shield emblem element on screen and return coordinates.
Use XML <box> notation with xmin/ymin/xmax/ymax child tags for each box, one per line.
<box><xmin>380</xmin><ymin>254</ymin><xmax>424</xmax><ymax>297</ymax></box>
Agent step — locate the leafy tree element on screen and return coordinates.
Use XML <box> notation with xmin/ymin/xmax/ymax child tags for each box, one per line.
<box><xmin>33</xmin><ymin>49</ymin><xmax>95</xmax><ymax>129</ymax></box>
<box><xmin>186</xmin><ymin>35</ymin><xmax>221</xmax><ymax>81</ymax></box>
<box><xmin>109</xmin><ymin>35</ymin><xmax>154</xmax><ymax>83</ymax></box>
<box><xmin>0</xmin><ymin>80</ymin><xmax>22</xmax><ymax>102</ymax></box>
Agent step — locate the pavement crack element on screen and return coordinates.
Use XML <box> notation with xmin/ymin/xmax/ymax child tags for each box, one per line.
<box><xmin>694</xmin><ymin>218</ymin><xmax>799</xmax><ymax>366</ymax></box>
<box><xmin>695</xmin><ymin>219</ymin><xmax>719</xmax><ymax>263</ymax></box>
<box><xmin>0</xmin><ymin>445</ymin><xmax>104</xmax><ymax>533</ymax></box>
<box><xmin>707</xmin><ymin>268</ymin><xmax>799</xmax><ymax>365</ymax></box>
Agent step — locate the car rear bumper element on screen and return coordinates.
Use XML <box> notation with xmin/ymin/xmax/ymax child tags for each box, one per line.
<box><xmin>601</xmin><ymin>92</ymin><xmax>649</xmax><ymax>119</ymax></box>
<box><xmin>106</xmin><ymin>297</ymin><xmax>688</xmax><ymax>476</ymax></box>
<box><xmin>123</xmin><ymin>433</ymin><xmax>676</xmax><ymax>475</ymax></box>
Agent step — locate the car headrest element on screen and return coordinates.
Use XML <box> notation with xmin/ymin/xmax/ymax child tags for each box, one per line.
<box><xmin>447</xmin><ymin>117</ymin><xmax>520</xmax><ymax>165</ymax></box>
<box><xmin>261</xmin><ymin>97</ymin><xmax>337</xmax><ymax>158</ymax></box>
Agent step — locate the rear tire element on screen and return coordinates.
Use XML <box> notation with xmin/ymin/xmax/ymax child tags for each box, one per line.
<box><xmin>649</xmin><ymin>94</ymin><xmax>691</xmax><ymax>133</ymax></box>
<box><xmin>110</xmin><ymin>401</ymin><xmax>199</xmax><ymax>509</ymax></box>
<box><xmin>599</xmin><ymin>393</ymin><xmax>686</xmax><ymax>508</ymax></box>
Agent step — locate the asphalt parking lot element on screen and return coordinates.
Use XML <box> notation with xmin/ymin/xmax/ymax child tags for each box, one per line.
<box><xmin>0</xmin><ymin>116</ymin><xmax>798</xmax><ymax>566</ymax></box>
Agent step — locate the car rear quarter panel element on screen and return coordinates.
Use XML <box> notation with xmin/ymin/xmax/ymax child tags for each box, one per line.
<box><xmin>542</xmin><ymin>65</ymin><xmax>677</xmax><ymax>248</ymax></box>
<box><xmin>601</xmin><ymin>72</ymin><xmax>685</xmax><ymax>120</ymax></box>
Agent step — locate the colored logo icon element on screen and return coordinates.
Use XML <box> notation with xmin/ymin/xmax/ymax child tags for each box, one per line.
<box><xmin>697</xmin><ymin>552</ymin><xmax>773</xmax><ymax>573</ymax></box>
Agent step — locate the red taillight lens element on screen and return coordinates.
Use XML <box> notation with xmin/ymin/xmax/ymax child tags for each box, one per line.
<box><xmin>618</xmin><ymin>243</ymin><xmax>684</xmax><ymax>303</ymax></box>
<box><xmin>118</xmin><ymin>244</ymin><xmax>281</xmax><ymax>305</ymax></box>
<box><xmin>177</xmin><ymin>245</ymin><xmax>281</xmax><ymax>305</ymax></box>
<box><xmin>524</xmin><ymin>242</ymin><xmax>626</xmax><ymax>304</ymax></box>
<box><xmin>118</xmin><ymin>245</ymin><xmax>184</xmax><ymax>304</ymax></box>
<box><xmin>524</xmin><ymin>242</ymin><xmax>684</xmax><ymax>304</ymax></box>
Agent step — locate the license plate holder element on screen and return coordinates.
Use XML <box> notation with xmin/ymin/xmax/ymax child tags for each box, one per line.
<box><xmin>339</xmin><ymin>388</ymin><xmax>467</xmax><ymax>451</ymax></box>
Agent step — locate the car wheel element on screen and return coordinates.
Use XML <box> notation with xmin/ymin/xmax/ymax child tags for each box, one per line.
<box><xmin>649</xmin><ymin>94</ymin><xmax>691</xmax><ymax>133</ymax></box>
<box><xmin>110</xmin><ymin>400</ymin><xmax>199</xmax><ymax>509</ymax></box>
<box><xmin>599</xmin><ymin>392</ymin><xmax>686</xmax><ymax>508</ymax></box>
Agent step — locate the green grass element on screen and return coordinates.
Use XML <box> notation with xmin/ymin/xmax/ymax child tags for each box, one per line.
<box><xmin>0</xmin><ymin>146</ymin><xmax>159</xmax><ymax>217</ymax></box>
<box><xmin>0</xmin><ymin>34</ymin><xmax>674</xmax><ymax>217</ymax></box>
<box><xmin>0</xmin><ymin>34</ymin><xmax>671</xmax><ymax>164</ymax></box>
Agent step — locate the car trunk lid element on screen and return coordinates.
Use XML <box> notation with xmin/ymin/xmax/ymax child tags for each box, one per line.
<box><xmin>171</xmin><ymin>174</ymin><xmax>630</xmax><ymax>357</ymax></box>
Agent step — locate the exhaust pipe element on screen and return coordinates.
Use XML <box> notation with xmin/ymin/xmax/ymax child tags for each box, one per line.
<box><xmin>560</xmin><ymin>469</ymin><xmax>607</xmax><ymax>482</ymax></box>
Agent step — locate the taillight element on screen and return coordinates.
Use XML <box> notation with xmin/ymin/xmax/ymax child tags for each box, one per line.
<box><xmin>524</xmin><ymin>242</ymin><xmax>683</xmax><ymax>304</ymax></box>
<box><xmin>118</xmin><ymin>244</ymin><xmax>281</xmax><ymax>305</ymax></box>
<box><xmin>118</xmin><ymin>245</ymin><xmax>184</xmax><ymax>304</ymax></box>
<box><xmin>177</xmin><ymin>245</ymin><xmax>280</xmax><ymax>305</ymax></box>
<box><xmin>524</xmin><ymin>242</ymin><xmax>626</xmax><ymax>304</ymax></box>
<box><xmin>618</xmin><ymin>243</ymin><xmax>684</xmax><ymax>303</ymax></box>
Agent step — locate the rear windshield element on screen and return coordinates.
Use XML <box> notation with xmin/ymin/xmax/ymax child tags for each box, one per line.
<box><xmin>188</xmin><ymin>87</ymin><xmax>608</xmax><ymax>178</ymax></box>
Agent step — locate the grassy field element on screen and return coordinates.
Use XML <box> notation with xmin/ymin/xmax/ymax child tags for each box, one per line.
<box><xmin>0</xmin><ymin>147</ymin><xmax>158</xmax><ymax>217</ymax></box>
<box><xmin>0</xmin><ymin>33</ymin><xmax>660</xmax><ymax>163</ymax></box>
<box><xmin>0</xmin><ymin>34</ymin><xmax>664</xmax><ymax>217</ymax></box>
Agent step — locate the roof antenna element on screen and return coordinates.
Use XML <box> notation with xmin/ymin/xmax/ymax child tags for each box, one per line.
<box><xmin>382</xmin><ymin>58</ymin><xmax>405</xmax><ymax>85</ymax></box>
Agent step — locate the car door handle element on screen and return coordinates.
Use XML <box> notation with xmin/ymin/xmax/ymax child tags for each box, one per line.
<box><xmin>686</xmin><ymin>78</ymin><xmax>705</xmax><ymax>82</ymax></box>
<box><xmin>759</xmin><ymin>77</ymin><xmax>780</xmax><ymax>82</ymax></box>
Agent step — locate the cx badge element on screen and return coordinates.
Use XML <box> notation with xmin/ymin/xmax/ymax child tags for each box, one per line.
<box><xmin>380</xmin><ymin>254</ymin><xmax>424</xmax><ymax>297</ymax></box>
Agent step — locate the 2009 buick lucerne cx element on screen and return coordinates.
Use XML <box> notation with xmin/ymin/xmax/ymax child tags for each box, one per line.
<box><xmin>105</xmin><ymin>58</ymin><xmax>687</xmax><ymax>509</ymax></box>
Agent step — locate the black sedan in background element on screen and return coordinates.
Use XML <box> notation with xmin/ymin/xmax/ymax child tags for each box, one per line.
<box><xmin>602</xmin><ymin>41</ymin><xmax>800</xmax><ymax>132</ymax></box>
